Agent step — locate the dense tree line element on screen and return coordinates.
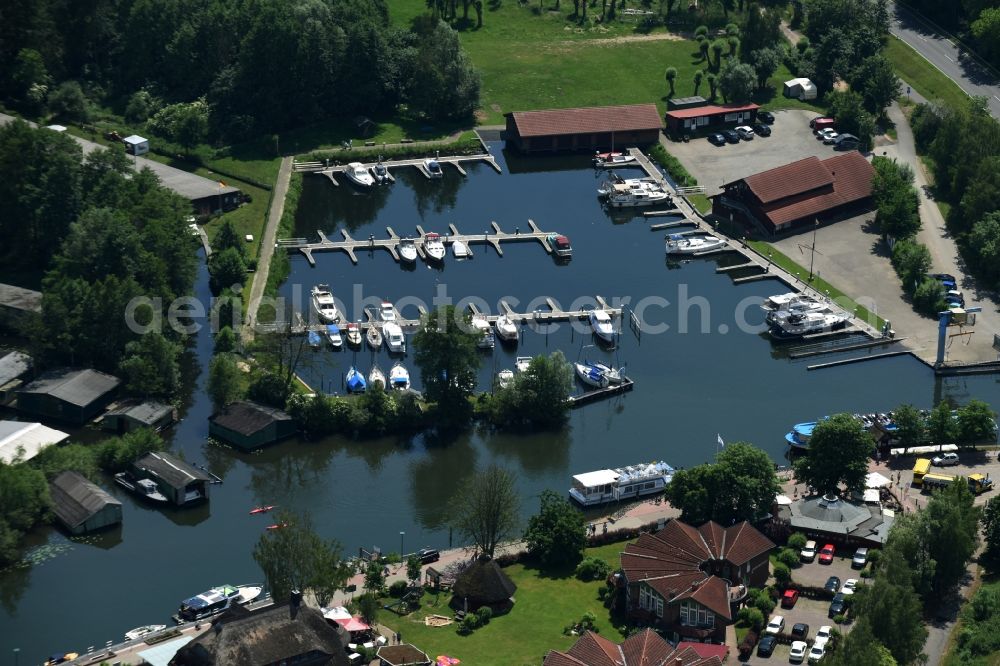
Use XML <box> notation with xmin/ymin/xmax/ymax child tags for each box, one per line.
<box><xmin>0</xmin><ymin>121</ymin><xmax>195</xmax><ymax>394</ymax></box>
<box><xmin>1</xmin><ymin>0</ymin><xmax>480</xmax><ymax>142</ymax></box>
<box><xmin>911</xmin><ymin>97</ymin><xmax>1000</xmax><ymax>289</ymax></box>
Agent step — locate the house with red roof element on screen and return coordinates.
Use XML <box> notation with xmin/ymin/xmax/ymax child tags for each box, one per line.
<box><xmin>664</xmin><ymin>103</ymin><xmax>759</xmax><ymax>136</ymax></box>
<box><xmin>619</xmin><ymin>519</ymin><xmax>774</xmax><ymax>644</ymax></box>
<box><xmin>504</xmin><ymin>104</ymin><xmax>662</xmax><ymax>153</ymax></box>
<box><xmin>544</xmin><ymin>629</ymin><xmax>725</xmax><ymax>666</ymax></box>
<box><xmin>710</xmin><ymin>153</ymin><xmax>875</xmax><ymax>234</ymax></box>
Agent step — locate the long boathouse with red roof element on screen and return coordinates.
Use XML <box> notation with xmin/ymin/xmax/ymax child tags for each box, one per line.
<box><xmin>711</xmin><ymin>152</ymin><xmax>876</xmax><ymax>235</ymax></box>
<box><xmin>504</xmin><ymin>104</ymin><xmax>662</xmax><ymax>153</ymax></box>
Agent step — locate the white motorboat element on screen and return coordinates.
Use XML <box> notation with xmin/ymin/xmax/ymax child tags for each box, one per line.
<box><xmin>390</xmin><ymin>362</ymin><xmax>410</xmax><ymax>390</ymax></box>
<box><xmin>589</xmin><ymin>360</ymin><xmax>625</xmax><ymax>385</ymax></box>
<box><xmin>574</xmin><ymin>362</ymin><xmax>610</xmax><ymax>388</ymax></box>
<box><xmin>424</xmin><ymin>158</ymin><xmax>443</xmax><ymax>178</ymax></box>
<box><xmin>114</xmin><ymin>472</ymin><xmax>168</xmax><ymax>503</ymax></box>
<box><xmin>593</xmin><ymin>151</ymin><xmax>637</xmax><ymax>168</ymax></box>
<box><xmin>494</xmin><ymin>314</ymin><xmax>518</xmax><ymax>343</ymax></box>
<box><xmin>424</xmin><ymin>233</ymin><xmax>446</xmax><ymax>262</ymax></box>
<box><xmin>367</xmin><ymin>325</ymin><xmax>382</xmax><ymax>351</ymax></box>
<box><xmin>605</xmin><ymin>182</ymin><xmax>671</xmax><ymax>208</ymax></box>
<box><xmin>325</xmin><ymin>324</ymin><xmax>343</xmax><ymax>349</ymax></box>
<box><xmin>496</xmin><ymin>369</ymin><xmax>515</xmax><ymax>389</ymax></box>
<box><xmin>472</xmin><ymin>315</ymin><xmax>494</xmax><ymax>349</ymax></box>
<box><xmin>547</xmin><ymin>233</ymin><xmax>572</xmax><ymax>258</ymax></box>
<box><xmin>665</xmin><ymin>234</ymin><xmax>726</xmax><ymax>255</ymax></box>
<box><xmin>311</xmin><ymin>284</ymin><xmax>339</xmax><ymax>322</ymax></box>
<box><xmin>589</xmin><ymin>309</ymin><xmax>615</xmax><ymax>344</ymax></box>
<box><xmin>173</xmin><ymin>584</ymin><xmax>262</xmax><ymax>623</ymax></box>
<box><xmin>125</xmin><ymin>624</ymin><xmax>167</xmax><ymax>641</ymax></box>
<box><xmin>371</xmin><ymin>161</ymin><xmax>390</xmax><ymax>184</ymax></box>
<box><xmin>344</xmin><ymin>162</ymin><xmax>375</xmax><ymax>187</ymax></box>
<box><xmin>597</xmin><ymin>174</ymin><xmax>659</xmax><ymax>197</ymax></box>
<box><xmin>770</xmin><ymin>312</ymin><xmax>849</xmax><ymax>339</ymax></box>
<box><xmin>569</xmin><ymin>461</ymin><xmax>675</xmax><ymax>507</ymax></box>
<box><xmin>345</xmin><ymin>322</ymin><xmax>362</xmax><ymax>347</ymax></box>
<box><xmin>369</xmin><ymin>365</ymin><xmax>386</xmax><ymax>390</ymax></box>
<box><xmin>380</xmin><ymin>301</ymin><xmax>396</xmax><ymax>322</ymax></box>
<box><xmin>515</xmin><ymin>356</ymin><xmax>532</xmax><ymax>373</ymax></box>
<box><xmin>399</xmin><ymin>238</ymin><xmax>418</xmax><ymax>263</ymax></box>
<box><xmin>762</xmin><ymin>292</ymin><xmax>817</xmax><ymax>312</ymax></box>
<box><xmin>452</xmin><ymin>239</ymin><xmax>471</xmax><ymax>258</ymax></box>
<box><xmin>346</xmin><ymin>366</ymin><xmax>366</xmax><ymax>393</ymax></box>
<box><xmin>384</xmin><ymin>322</ymin><xmax>405</xmax><ymax>353</ymax></box>
<box><xmin>766</xmin><ymin>300</ymin><xmax>831</xmax><ymax>325</ymax></box>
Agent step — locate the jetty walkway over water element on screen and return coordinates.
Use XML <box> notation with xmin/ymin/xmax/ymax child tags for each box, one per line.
<box><xmin>278</xmin><ymin>219</ymin><xmax>566</xmax><ymax>266</ymax></box>
<box><xmin>293</xmin><ymin>152</ymin><xmax>501</xmax><ymax>184</ymax></box>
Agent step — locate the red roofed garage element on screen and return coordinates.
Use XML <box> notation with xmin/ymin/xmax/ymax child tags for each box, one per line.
<box><xmin>711</xmin><ymin>152</ymin><xmax>875</xmax><ymax>235</ymax></box>
<box><xmin>504</xmin><ymin>104</ymin><xmax>662</xmax><ymax>153</ymax></box>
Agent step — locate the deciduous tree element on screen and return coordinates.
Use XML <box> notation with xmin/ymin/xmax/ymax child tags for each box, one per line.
<box><xmin>119</xmin><ymin>331</ymin><xmax>182</xmax><ymax>398</ymax></box>
<box><xmin>208</xmin><ymin>352</ymin><xmax>245</xmax><ymax>409</ymax></box>
<box><xmin>524</xmin><ymin>490</ymin><xmax>586</xmax><ymax>568</ymax></box>
<box><xmin>453</xmin><ymin>465</ymin><xmax>520</xmax><ymax>558</ymax></box>
<box><xmin>488</xmin><ymin>351</ymin><xmax>573</xmax><ymax>429</ymax></box>
<box><xmin>956</xmin><ymin>399</ymin><xmax>997</xmax><ymax>445</ymax></box>
<box><xmin>718</xmin><ymin>60</ymin><xmax>756</xmax><ymax>103</ymax></box>
<box><xmin>927</xmin><ymin>400</ymin><xmax>958</xmax><ymax>445</ymax></box>
<box><xmin>253</xmin><ymin>511</ymin><xmax>350</xmax><ymax>604</ymax></box>
<box><xmin>413</xmin><ymin>305</ymin><xmax>481</xmax><ymax>429</ymax></box>
<box><xmin>793</xmin><ymin>413</ymin><xmax>873</xmax><ymax>495</ymax></box>
<box><xmin>892</xmin><ymin>403</ymin><xmax>927</xmax><ymax>449</ymax></box>
<box><xmin>665</xmin><ymin>67</ymin><xmax>677</xmax><ymax>96</ymax></box>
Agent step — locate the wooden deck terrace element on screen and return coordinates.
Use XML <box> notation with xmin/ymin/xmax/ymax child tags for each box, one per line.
<box><xmin>277</xmin><ymin>219</ymin><xmax>566</xmax><ymax>266</ymax></box>
<box><xmin>293</xmin><ymin>152</ymin><xmax>501</xmax><ymax>185</ymax></box>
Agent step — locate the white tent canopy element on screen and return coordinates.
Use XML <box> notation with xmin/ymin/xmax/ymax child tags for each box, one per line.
<box><xmin>866</xmin><ymin>472</ymin><xmax>891</xmax><ymax>488</ymax></box>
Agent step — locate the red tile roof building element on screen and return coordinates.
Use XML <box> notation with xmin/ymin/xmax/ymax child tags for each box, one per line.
<box><xmin>664</xmin><ymin>103</ymin><xmax>759</xmax><ymax>135</ymax></box>
<box><xmin>619</xmin><ymin>519</ymin><xmax>774</xmax><ymax>644</ymax></box>
<box><xmin>544</xmin><ymin>629</ymin><xmax>725</xmax><ymax>666</ymax></box>
<box><xmin>504</xmin><ymin>104</ymin><xmax>662</xmax><ymax>153</ymax></box>
<box><xmin>711</xmin><ymin>153</ymin><xmax>875</xmax><ymax>234</ymax></box>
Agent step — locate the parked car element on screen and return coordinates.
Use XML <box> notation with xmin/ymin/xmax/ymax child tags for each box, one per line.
<box><xmin>707</xmin><ymin>133</ymin><xmax>727</xmax><ymax>146</ymax></box>
<box><xmin>946</xmin><ymin>290</ymin><xmax>965</xmax><ymax>306</ymax></box>
<box><xmin>765</xmin><ymin>615</ymin><xmax>785</xmax><ymax>635</ymax></box>
<box><xmin>781</xmin><ymin>589</ymin><xmax>800</xmax><ymax>608</ymax></box>
<box><xmin>721</xmin><ymin>129</ymin><xmax>740</xmax><ymax>144</ymax></box>
<box><xmin>416</xmin><ymin>547</ymin><xmax>440</xmax><ymax>564</ymax></box>
<box><xmin>736</xmin><ymin>125</ymin><xmax>755</xmax><ymax>140</ymax></box>
<box><xmin>821</xmin><ymin>130</ymin><xmax>840</xmax><ymax>144</ymax></box>
<box><xmin>789</xmin><ymin>641</ymin><xmax>809</xmax><ymax>663</ymax></box>
<box><xmin>815</xmin><ymin>625</ymin><xmax>833</xmax><ymax>646</ymax></box>
<box><xmin>842</xmin><ymin>579</ymin><xmax>859</xmax><ymax>595</ymax></box>
<box><xmin>852</xmin><ymin>547</ymin><xmax>869</xmax><ymax>569</ymax></box>
<box><xmin>819</xmin><ymin>543</ymin><xmax>835</xmax><ymax>564</ymax></box>
<box><xmin>753</xmin><ymin>123</ymin><xmax>772</xmax><ymax>137</ymax></box>
<box><xmin>757</xmin><ymin>635</ymin><xmax>778</xmax><ymax>657</ymax></box>
<box><xmin>791</xmin><ymin>623</ymin><xmax>810</xmax><ymax>639</ymax></box>
<box><xmin>758</xmin><ymin>110</ymin><xmax>776</xmax><ymax>124</ymax></box>
<box><xmin>932</xmin><ymin>452</ymin><xmax>960</xmax><ymax>466</ymax></box>
<box><xmin>800</xmin><ymin>540</ymin><xmax>817</xmax><ymax>562</ymax></box>
<box><xmin>824</xmin><ymin>576</ymin><xmax>841</xmax><ymax>594</ymax></box>
<box><xmin>930</xmin><ymin>272</ymin><xmax>957</xmax><ymax>287</ymax></box>
<box><xmin>834</xmin><ymin>133</ymin><xmax>859</xmax><ymax>150</ymax></box>
<box><xmin>829</xmin><ymin>593</ymin><xmax>847</xmax><ymax>617</ymax></box>
<box><xmin>810</xmin><ymin>117</ymin><xmax>836</xmax><ymax>132</ymax></box>
<box><xmin>808</xmin><ymin>642</ymin><xmax>826</xmax><ymax>664</ymax></box>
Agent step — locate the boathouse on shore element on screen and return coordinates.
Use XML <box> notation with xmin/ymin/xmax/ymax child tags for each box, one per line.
<box><xmin>0</xmin><ymin>420</ymin><xmax>69</xmax><ymax>464</ymax></box>
<box><xmin>16</xmin><ymin>368</ymin><xmax>121</xmax><ymax>425</ymax></box>
<box><xmin>49</xmin><ymin>471</ymin><xmax>122</xmax><ymax>535</ymax></box>
<box><xmin>209</xmin><ymin>400</ymin><xmax>296</xmax><ymax>450</ymax></box>
<box><xmin>102</xmin><ymin>400</ymin><xmax>177</xmax><ymax>434</ymax></box>
<box><xmin>504</xmin><ymin>104</ymin><xmax>662</xmax><ymax>153</ymax></box>
<box><xmin>132</xmin><ymin>451</ymin><xmax>213</xmax><ymax>506</ymax></box>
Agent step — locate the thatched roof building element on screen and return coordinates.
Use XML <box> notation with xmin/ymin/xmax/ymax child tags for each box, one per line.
<box><xmin>450</xmin><ymin>555</ymin><xmax>517</xmax><ymax>613</ymax></box>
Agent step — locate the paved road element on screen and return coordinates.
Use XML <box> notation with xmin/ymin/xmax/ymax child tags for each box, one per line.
<box><xmin>890</xmin><ymin>3</ymin><xmax>1000</xmax><ymax>116</ymax></box>
<box><xmin>244</xmin><ymin>155</ymin><xmax>293</xmax><ymax>340</ymax></box>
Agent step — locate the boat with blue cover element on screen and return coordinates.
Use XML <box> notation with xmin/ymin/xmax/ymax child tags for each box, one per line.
<box><xmin>346</xmin><ymin>367</ymin><xmax>366</xmax><ymax>393</ymax></box>
<box><xmin>326</xmin><ymin>324</ymin><xmax>343</xmax><ymax>349</ymax></box>
<box><xmin>308</xmin><ymin>330</ymin><xmax>322</xmax><ymax>349</ymax></box>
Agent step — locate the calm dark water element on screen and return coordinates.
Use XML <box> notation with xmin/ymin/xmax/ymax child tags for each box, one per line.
<box><xmin>3</xmin><ymin>144</ymin><xmax>1000</xmax><ymax>659</ymax></box>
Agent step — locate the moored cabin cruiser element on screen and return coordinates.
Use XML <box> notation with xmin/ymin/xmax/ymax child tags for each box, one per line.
<box><xmin>604</xmin><ymin>181</ymin><xmax>670</xmax><ymax>208</ymax></box>
<box><xmin>665</xmin><ymin>234</ymin><xmax>726</xmax><ymax>255</ymax></box>
<box><xmin>424</xmin><ymin>158</ymin><xmax>443</xmax><ymax>178</ymax></box>
<box><xmin>325</xmin><ymin>324</ymin><xmax>343</xmax><ymax>349</ymax></box>
<box><xmin>345</xmin><ymin>322</ymin><xmax>362</xmax><ymax>347</ymax></box>
<box><xmin>345</xmin><ymin>162</ymin><xmax>375</xmax><ymax>187</ymax></box>
<box><xmin>589</xmin><ymin>309</ymin><xmax>615</xmax><ymax>344</ymax></box>
<box><xmin>384</xmin><ymin>322</ymin><xmax>405</xmax><ymax>353</ymax></box>
<box><xmin>762</xmin><ymin>292</ymin><xmax>817</xmax><ymax>312</ymax></box>
<box><xmin>390</xmin><ymin>362</ymin><xmax>410</xmax><ymax>390</ymax></box>
<box><xmin>569</xmin><ymin>461</ymin><xmax>675</xmax><ymax>506</ymax></box>
<box><xmin>547</xmin><ymin>233</ymin><xmax>572</xmax><ymax>258</ymax></box>
<box><xmin>311</xmin><ymin>284</ymin><xmax>338</xmax><ymax>322</ymax></box>
<box><xmin>424</xmin><ymin>233</ymin><xmax>446</xmax><ymax>262</ymax></box>
<box><xmin>380</xmin><ymin>301</ymin><xmax>396</xmax><ymax>322</ymax></box>
<box><xmin>766</xmin><ymin>301</ymin><xmax>832</xmax><ymax>325</ymax></box>
<box><xmin>769</xmin><ymin>311</ymin><xmax>848</xmax><ymax>339</ymax></box>
<box><xmin>398</xmin><ymin>238</ymin><xmax>418</xmax><ymax>263</ymax></box>
<box><xmin>472</xmin><ymin>315</ymin><xmax>494</xmax><ymax>349</ymax></box>
<box><xmin>172</xmin><ymin>584</ymin><xmax>261</xmax><ymax>623</ymax></box>
<box><xmin>494</xmin><ymin>314</ymin><xmax>518</xmax><ymax>343</ymax></box>
<box><xmin>371</xmin><ymin>161</ymin><xmax>390</xmax><ymax>184</ymax></box>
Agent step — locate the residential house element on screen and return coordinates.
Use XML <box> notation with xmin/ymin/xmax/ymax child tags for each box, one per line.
<box><xmin>132</xmin><ymin>451</ymin><xmax>213</xmax><ymax>506</ymax></box>
<box><xmin>17</xmin><ymin>368</ymin><xmax>120</xmax><ymax>425</ymax></box>
<box><xmin>619</xmin><ymin>518</ymin><xmax>774</xmax><ymax>644</ymax></box>
<box><xmin>48</xmin><ymin>471</ymin><xmax>122</xmax><ymax>535</ymax></box>
<box><xmin>544</xmin><ymin>628</ymin><xmax>725</xmax><ymax>666</ymax></box>
<box><xmin>209</xmin><ymin>400</ymin><xmax>296</xmax><ymax>451</ymax></box>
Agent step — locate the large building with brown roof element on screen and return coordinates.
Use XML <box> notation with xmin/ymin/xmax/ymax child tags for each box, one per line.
<box><xmin>544</xmin><ymin>629</ymin><xmax>725</xmax><ymax>666</ymax></box>
<box><xmin>711</xmin><ymin>152</ymin><xmax>875</xmax><ymax>234</ymax></box>
<box><xmin>619</xmin><ymin>519</ymin><xmax>774</xmax><ymax>644</ymax></box>
<box><xmin>504</xmin><ymin>104</ymin><xmax>662</xmax><ymax>153</ymax></box>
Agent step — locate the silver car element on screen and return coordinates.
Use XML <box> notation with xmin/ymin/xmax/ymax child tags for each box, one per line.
<box><xmin>932</xmin><ymin>452</ymin><xmax>960</xmax><ymax>466</ymax></box>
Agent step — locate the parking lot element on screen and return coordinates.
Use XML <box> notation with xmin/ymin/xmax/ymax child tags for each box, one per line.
<box><xmin>878</xmin><ymin>448</ymin><xmax>1000</xmax><ymax>510</ymax></box>
<box><xmin>663</xmin><ymin>109</ymin><xmax>840</xmax><ymax>196</ymax></box>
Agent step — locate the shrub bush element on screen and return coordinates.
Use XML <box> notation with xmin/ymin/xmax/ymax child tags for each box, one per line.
<box><xmin>777</xmin><ymin>547</ymin><xmax>800</xmax><ymax>569</ymax></box>
<box><xmin>388</xmin><ymin>580</ymin><xmax>408</xmax><ymax>598</ymax></box>
<box><xmin>753</xmin><ymin>588</ymin><xmax>776</xmax><ymax>615</ymax></box>
<box><xmin>737</xmin><ymin>606</ymin><xmax>765</xmax><ymax>630</ymax></box>
<box><xmin>649</xmin><ymin>144</ymin><xmax>698</xmax><ymax>186</ymax></box>
<box><xmin>575</xmin><ymin>556</ymin><xmax>612</xmax><ymax>582</ymax></box>
<box><xmin>787</xmin><ymin>532</ymin><xmax>808</xmax><ymax>550</ymax></box>
<box><xmin>458</xmin><ymin>613</ymin><xmax>480</xmax><ymax>635</ymax></box>
<box><xmin>773</xmin><ymin>562</ymin><xmax>791</xmax><ymax>585</ymax></box>
<box><xmin>738</xmin><ymin>630</ymin><xmax>759</xmax><ymax>659</ymax></box>
<box><xmin>476</xmin><ymin>606</ymin><xmax>492</xmax><ymax>625</ymax></box>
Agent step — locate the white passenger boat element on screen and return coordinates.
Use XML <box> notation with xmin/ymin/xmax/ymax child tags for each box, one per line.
<box><xmin>472</xmin><ymin>315</ymin><xmax>494</xmax><ymax>349</ymax></box>
<box><xmin>766</xmin><ymin>301</ymin><xmax>831</xmax><ymax>325</ymax></box>
<box><xmin>769</xmin><ymin>312</ymin><xmax>848</xmax><ymax>340</ymax></box>
<box><xmin>665</xmin><ymin>234</ymin><xmax>726</xmax><ymax>255</ymax></box>
<box><xmin>589</xmin><ymin>309</ymin><xmax>615</xmax><ymax>343</ymax></box>
<box><xmin>574</xmin><ymin>362</ymin><xmax>609</xmax><ymax>388</ymax></box>
<box><xmin>424</xmin><ymin>233</ymin><xmax>446</xmax><ymax>262</ymax></box>
<box><xmin>380</xmin><ymin>301</ymin><xmax>396</xmax><ymax>322</ymax></box>
<box><xmin>125</xmin><ymin>624</ymin><xmax>167</xmax><ymax>641</ymax></box>
<box><xmin>325</xmin><ymin>324</ymin><xmax>343</xmax><ymax>349</ymax></box>
<box><xmin>399</xmin><ymin>238</ymin><xmax>418</xmax><ymax>263</ymax></box>
<box><xmin>311</xmin><ymin>284</ymin><xmax>339</xmax><ymax>322</ymax></box>
<box><xmin>345</xmin><ymin>162</ymin><xmax>375</xmax><ymax>187</ymax></box>
<box><xmin>762</xmin><ymin>292</ymin><xmax>817</xmax><ymax>312</ymax></box>
<box><xmin>452</xmin><ymin>239</ymin><xmax>471</xmax><ymax>258</ymax></box>
<box><xmin>496</xmin><ymin>369</ymin><xmax>515</xmax><ymax>389</ymax></box>
<box><xmin>369</xmin><ymin>365</ymin><xmax>386</xmax><ymax>390</ymax></box>
<box><xmin>173</xmin><ymin>584</ymin><xmax>262</xmax><ymax>623</ymax></box>
<box><xmin>569</xmin><ymin>461</ymin><xmax>676</xmax><ymax>507</ymax></box>
<box><xmin>494</xmin><ymin>314</ymin><xmax>519</xmax><ymax>343</ymax></box>
<box><xmin>424</xmin><ymin>158</ymin><xmax>444</xmax><ymax>178</ymax></box>
<box><xmin>597</xmin><ymin>174</ymin><xmax>659</xmax><ymax>197</ymax></box>
<box><xmin>367</xmin><ymin>325</ymin><xmax>382</xmax><ymax>350</ymax></box>
<box><xmin>384</xmin><ymin>322</ymin><xmax>405</xmax><ymax>353</ymax></box>
<box><xmin>389</xmin><ymin>362</ymin><xmax>410</xmax><ymax>390</ymax></box>
<box><xmin>604</xmin><ymin>182</ymin><xmax>670</xmax><ymax>208</ymax></box>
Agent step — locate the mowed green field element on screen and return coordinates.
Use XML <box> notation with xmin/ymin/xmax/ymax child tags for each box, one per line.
<box><xmin>388</xmin><ymin>2</ymin><xmax>818</xmax><ymax>124</ymax></box>
<box><xmin>885</xmin><ymin>35</ymin><xmax>970</xmax><ymax>108</ymax></box>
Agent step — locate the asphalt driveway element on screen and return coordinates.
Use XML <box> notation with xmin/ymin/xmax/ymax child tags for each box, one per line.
<box><xmin>661</xmin><ymin>110</ymin><xmax>837</xmax><ymax>196</ymax></box>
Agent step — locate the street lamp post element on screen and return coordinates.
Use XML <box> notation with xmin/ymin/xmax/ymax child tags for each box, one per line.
<box><xmin>400</xmin><ymin>531</ymin><xmax>405</xmax><ymax>558</ymax></box>
<box><xmin>13</xmin><ymin>648</ymin><xmax>19</xmax><ymax>666</ymax></box>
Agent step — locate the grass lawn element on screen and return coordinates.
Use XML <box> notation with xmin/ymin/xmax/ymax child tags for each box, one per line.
<box><xmin>689</xmin><ymin>193</ymin><xmax>712</xmax><ymax>214</ymax></box>
<box><xmin>748</xmin><ymin>240</ymin><xmax>887</xmax><ymax>331</ymax></box>
<box><xmin>885</xmin><ymin>35</ymin><xmax>969</xmax><ymax>109</ymax></box>
<box><xmin>380</xmin><ymin>542</ymin><xmax>633</xmax><ymax>666</ymax></box>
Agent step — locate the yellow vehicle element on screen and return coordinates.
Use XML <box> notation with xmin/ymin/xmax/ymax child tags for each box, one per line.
<box><xmin>912</xmin><ymin>458</ymin><xmax>932</xmax><ymax>486</ymax></box>
<box><xmin>921</xmin><ymin>472</ymin><xmax>994</xmax><ymax>495</ymax></box>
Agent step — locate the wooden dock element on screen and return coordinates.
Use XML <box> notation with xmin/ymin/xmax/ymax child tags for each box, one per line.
<box><xmin>568</xmin><ymin>377</ymin><xmax>634</xmax><ymax>407</ymax></box>
<box><xmin>293</xmin><ymin>152</ymin><xmax>501</xmax><ymax>182</ymax></box>
<box><xmin>278</xmin><ymin>219</ymin><xmax>564</xmax><ymax>266</ymax></box>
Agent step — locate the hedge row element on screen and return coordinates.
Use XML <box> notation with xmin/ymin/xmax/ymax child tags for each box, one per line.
<box><xmin>648</xmin><ymin>144</ymin><xmax>698</xmax><ymax>188</ymax></box>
